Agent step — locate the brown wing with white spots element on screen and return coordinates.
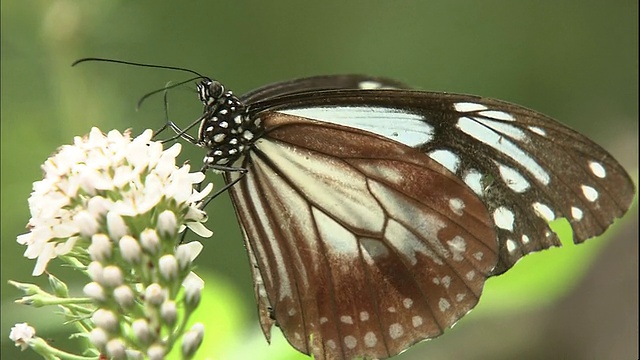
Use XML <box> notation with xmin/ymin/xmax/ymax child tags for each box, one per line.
<box><xmin>225</xmin><ymin>113</ymin><xmax>498</xmax><ymax>360</ymax></box>
<box><xmin>250</xmin><ymin>90</ymin><xmax>635</xmax><ymax>276</ymax></box>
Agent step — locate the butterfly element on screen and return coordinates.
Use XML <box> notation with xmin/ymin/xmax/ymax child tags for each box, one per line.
<box><xmin>171</xmin><ymin>74</ymin><xmax>633</xmax><ymax>360</ymax></box>
<box><xmin>75</xmin><ymin>59</ymin><xmax>635</xmax><ymax>360</ymax></box>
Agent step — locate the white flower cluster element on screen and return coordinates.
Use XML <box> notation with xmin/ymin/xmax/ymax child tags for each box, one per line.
<box><xmin>11</xmin><ymin>128</ymin><xmax>211</xmax><ymax>358</ymax></box>
<box><xmin>17</xmin><ymin>127</ymin><xmax>212</xmax><ymax>276</ymax></box>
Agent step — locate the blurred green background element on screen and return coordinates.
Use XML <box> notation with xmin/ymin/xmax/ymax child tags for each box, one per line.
<box><xmin>1</xmin><ymin>1</ymin><xmax>637</xmax><ymax>359</ymax></box>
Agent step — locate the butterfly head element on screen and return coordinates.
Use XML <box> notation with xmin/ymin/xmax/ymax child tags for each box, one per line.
<box><xmin>197</xmin><ymin>79</ymin><xmax>226</xmax><ymax>107</ymax></box>
<box><xmin>197</xmin><ymin>79</ymin><xmax>262</xmax><ymax>168</ymax></box>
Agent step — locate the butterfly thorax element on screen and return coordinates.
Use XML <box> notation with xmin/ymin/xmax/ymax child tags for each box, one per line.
<box><xmin>196</xmin><ymin>79</ymin><xmax>261</xmax><ymax>167</ymax></box>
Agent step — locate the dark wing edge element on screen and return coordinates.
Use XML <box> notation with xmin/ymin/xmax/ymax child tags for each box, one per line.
<box><xmin>240</xmin><ymin>74</ymin><xmax>413</xmax><ymax>104</ymax></box>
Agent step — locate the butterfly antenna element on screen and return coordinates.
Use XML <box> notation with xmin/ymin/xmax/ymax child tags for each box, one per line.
<box><xmin>72</xmin><ymin>57</ymin><xmax>206</xmax><ymax>78</ymax></box>
<box><xmin>136</xmin><ymin>76</ymin><xmax>205</xmax><ymax>110</ymax></box>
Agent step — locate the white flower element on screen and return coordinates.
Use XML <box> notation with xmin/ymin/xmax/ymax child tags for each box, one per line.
<box><xmin>176</xmin><ymin>241</ymin><xmax>201</xmax><ymax>268</ymax></box>
<box><xmin>9</xmin><ymin>323</ymin><xmax>36</xmax><ymax>351</ymax></box>
<box><xmin>17</xmin><ymin>127</ymin><xmax>212</xmax><ymax>276</ymax></box>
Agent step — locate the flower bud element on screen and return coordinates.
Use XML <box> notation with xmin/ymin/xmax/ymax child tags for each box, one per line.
<box><xmin>92</xmin><ymin>309</ymin><xmax>118</xmax><ymax>332</ymax></box>
<box><xmin>106</xmin><ymin>338</ymin><xmax>126</xmax><ymax>360</ymax></box>
<box><xmin>86</xmin><ymin>261</ymin><xmax>104</xmax><ymax>283</ymax></box>
<box><xmin>145</xmin><ymin>283</ymin><xmax>165</xmax><ymax>306</ymax></box>
<box><xmin>125</xmin><ymin>350</ymin><xmax>144</xmax><ymax>360</ymax></box>
<box><xmin>75</xmin><ymin>210</ymin><xmax>100</xmax><ymax>238</ymax></box>
<box><xmin>147</xmin><ymin>343</ymin><xmax>166</xmax><ymax>360</ymax></box>
<box><xmin>132</xmin><ymin>319</ymin><xmax>152</xmax><ymax>344</ymax></box>
<box><xmin>107</xmin><ymin>211</ymin><xmax>128</xmax><ymax>239</ymax></box>
<box><xmin>88</xmin><ymin>233</ymin><xmax>112</xmax><ymax>262</ymax></box>
<box><xmin>83</xmin><ymin>282</ymin><xmax>106</xmax><ymax>302</ymax></box>
<box><xmin>157</xmin><ymin>210</ymin><xmax>177</xmax><ymax>237</ymax></box>
<box><xmin>181</xmin><ymin>323</ymin><xmax>204</xmax><ymax>358</ymax></box>
<box><xmin>119</xmin><ymin>235</ymin><xmax>141</xmax><ymax>264</ymax></box>
<box><xmin>184</xmin><ymin>279</ymin><xmax>201</xmax><ymax>310</ymax></box>
<box><xmin>159</xmin><ymin>255</ymin><xmax>178</xmax><ymax>280</ymax></box>
<box><xmin>161</xmin><ymin>301</ymin><xmax>177</xmax><ymax>326</ymax></box>
<box><xmin>89</xmin><ymin>327</ymin><xmax>108</xmax><ymax>350</ymax></box>
<box><xmin>140</xmin><ymin>228</ymin><xmax>160</xmax><ymax>254</ymax></box>
<box><xmin>47</xmin><ymin>273</ymin><xmax>69</xmax><ymax>297</ymax></box>
<box><xmin>102</xmin><ymin>265</ymin><xmax>123</xmax><ymax>287</ymax></box>
<box><xmin>113</xmin><ymin>285</ymin><xmax>134</xmax><ymax>309</ymax></box>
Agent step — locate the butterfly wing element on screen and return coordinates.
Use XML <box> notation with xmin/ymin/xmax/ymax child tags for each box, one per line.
<box><xmin>225</xmin><ymin>113</ymin><xmax>498</xmax><ymax>359</ymax></box>
<box><xmin>249</xmin><ymin>89</ymin><xmax>635</xmax><ymax>275</ymax></box>
<box><xmin>240</xmin><ymin>75</ymin><xmax>412</xmax><ymax>104</ymax></box>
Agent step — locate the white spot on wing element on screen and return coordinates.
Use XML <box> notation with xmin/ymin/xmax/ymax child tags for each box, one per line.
<box><xmin>454</xmin><ymin>102</ymin><xmax>488</xmax><ymax>112</ymax></box>
<box><xmin>403</xmin><ymin>298</ymin><xmax>413</xmax><ymax>309</ymax></box>
<box><xmin>449</xmin><ymin>198</ymin><xmax>465</xmax><ymax>216</ymax></box>
<box><xmin>528</xmin><ymin>126</ymin><xmax>546</xmax><ymax>136</ymax></box>
<box><xmin>457</xmin><ymin>117</ymin><xmax>550</xmax><ymax>185</ymax></box>
<box><xmin>364</xmin><ymin>332</ymin><xmax>377</xmax><ymax>347</ymax></box>
<box><xmin>389</xmin><ymin>323</ymin><xmax>404</xmax><ymax>339</ymax></box>
<box><xmin>360</xmin><ymin>311</ymin><xmax>369</xmax><ymax>321</ymax></box>
<box><xmin>429</xmin><ymin>149</ymin><xmax>460</xmax><ymax>173</ymax></box>
<box><xmin>571</xmin><ymin>206</ymin><xmax>584</xmax><ymax>221</ymax></box>
<box><xmin>589</xmin><ymin>161</ymin><xmax>606</xmax><ymax>178</ymax></box>
<box><xmin>340</xmin><ymin>315</ymin><xmax>353</xmax><ymax>324</ymax></box>
<box><xmin>506</xmin><ymin>239</ymin><xmax>517</xmax><ymax>253</ymax></box>
<box><xmin>465</xmin><ymin>271</ymin><xmax>475</xmax><ymax>281</ymax></box>
<box><xmin>447</xmin><ymin>236</ymin><xmax>467</xmax><ymax>261</ymax></box>
<box><xmin>279</xmin><ymin>106</ymin><xmax>433</xmax><ymax>147</ymax></box>
<box><xmin>358</xmin><ymin>80</ymin><xmax>382</xmax><ymax>89</ymax></box>
<box><xmin>477</xmin><ymin>110</ymin><xmax>516</xmax><ymax>121</ymax></box>
<box><xmin>474</xmin><ymin>117</ymin><xmax>526</xmax><ymax>140</ymax></box>
<box><xmin>344</xmin><ymin>335</ymin><xmax>357</xmax><ymax>349</ymax></box>
<box><xmin>493</xmin><ymin>206</ymin><xmax>515</xmax><ymax>231</ymax></box>
<box><xmin>438</xmin><ymin>298</ymin><xmax>451</xmax><ymax>312</ymax></box>
<box><xmin>533</xmin><ymin>202</ymin><xmax>555</xmax><ymax>222</ymax></box>
<box><xmin>496</xmin><ymin>162</ymin><xmax>531</xmax><ymax>193</ymax></box>
<box><xmin>412</xmin><ymin>316</ymin><xmax>423</xmax><ymax>327</ymax></box>
<box><xmin>463</xmin><ymin>169</ymin><xmax>484</xmax><ymax>196</ymax></box>
<box><xmin>581</xmin><ymin>185</ymin><xmax>599</xmax><ymax>202</ymax></box>
<box><xmin>521</xmin><ymin>234</ymin><xmax>530</xmax><ymax>244</ymax></box>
